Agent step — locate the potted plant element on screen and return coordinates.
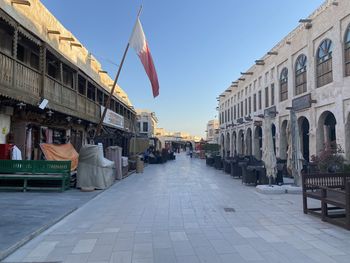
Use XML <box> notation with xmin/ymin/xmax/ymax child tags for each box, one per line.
<box><xmin>310</xmin><ymin>142</ymin><xmax>344</xmax><ymax>173</ymax></box>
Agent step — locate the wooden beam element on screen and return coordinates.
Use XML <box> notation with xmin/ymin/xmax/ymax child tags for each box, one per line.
<box><xmin>59</xmin><ymin>36</ymin><xmax>74</xmax><ymax>42</ymax></box>
<box><xmin>47</xmin><ymin>30</ymin><xmax>61</xmax><ymax>35</ymax></box>
<box><xmin>11</xmin><ymin>0</ymin><xmax>30</xmax><ymax>6</ymax></box>
<box><xmin>71</xmin><ymin>43</ymin><xmax>82</xmax><ymax>48</ymax></box>
<box><xmin>240</xmin><ymin>72</ymin><xmax>253</xmax><ymax>75</ymax></box>
<box><xmin>267</xmin><ymin>51</ymin><xmax>278</xmax><ymax>55</ymax></box>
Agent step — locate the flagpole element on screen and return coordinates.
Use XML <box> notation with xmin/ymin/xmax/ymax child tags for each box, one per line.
<box><xmin>95</xmin><ymin>5</ymin><xmax>143</xmax><ymax>138</ymax></box>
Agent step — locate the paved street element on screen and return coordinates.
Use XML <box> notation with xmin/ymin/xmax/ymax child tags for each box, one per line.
<box><xmin>3</xmin><ymin>153</ymin><xmax>350</xmax><ymax>263</ymax></box>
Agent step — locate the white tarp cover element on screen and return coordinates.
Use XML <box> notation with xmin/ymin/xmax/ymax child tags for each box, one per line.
<box><xmin>287</xmin><ymin>111</ymin><xmax>304</xmax><ymax>186</ymax></box>
<box><xmin>262</xmin><ymin>116</ymin><xmax>277</xmax><ymax>179</ymax></box>
<box><xmin>77</xmin><ymin>145</ymin><xmax>115</xmax><ymax>189</ymax></box>
<box><xmin>105</xmin><ymin>146</ymin><xmax>123</xmax><ymax>180</ymax></box>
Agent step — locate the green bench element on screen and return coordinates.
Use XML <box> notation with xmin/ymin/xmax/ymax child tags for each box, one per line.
<box><xmin>0</xmin><ymin>160</ymin><xmax>71</xmax><ymax>192</ymax></box>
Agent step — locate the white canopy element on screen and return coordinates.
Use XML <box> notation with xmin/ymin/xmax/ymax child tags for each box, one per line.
<box><xmin>262</xmin><ymin>116</ymin><xmax>277</xmax><ymax>180</ymax></box>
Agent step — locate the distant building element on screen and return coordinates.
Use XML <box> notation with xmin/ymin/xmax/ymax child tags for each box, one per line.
<box><xmin>206</xmin><ymin>119</ymin><xmax>219</xmax><ymax>143</ymax></box>
<box><xmin>136</xmin><ymin>110</ymin><xmax>158</xmax><ymax>138</ymax></box>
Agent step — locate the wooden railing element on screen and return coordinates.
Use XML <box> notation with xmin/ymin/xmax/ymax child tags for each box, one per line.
<box><xmin>0</xmin><ymin>50</ymin><xmax>130</xmax><ymax>125</ymax></box>
<box><xmin>0</xmin><ymin>51</ymin><xmax>13</xmax><ymax>88</ymax></box>
<box><xmin>15</xmin><ymin>62</ymin><xmax>40</xmax><ymax>96</ymax></box>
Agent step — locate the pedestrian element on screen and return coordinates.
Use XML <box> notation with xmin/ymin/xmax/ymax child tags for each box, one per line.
<box><xmin>189</xmin><ymin>149</ymin><xmax>193</xmax><ymax>158</ymax></box>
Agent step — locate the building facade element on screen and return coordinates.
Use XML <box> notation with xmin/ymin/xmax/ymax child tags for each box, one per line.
<box><xmin>218</xmin><ymin>0</ymin><xmax>350</xmax><ymax>162</ymax></box>
<box><xmin>0</xmin><ymin>0</ymin><xmax>136</xmax><ymax>158</ymax></box>
<box><xmin>206</xmin><ymin>119</ymin><xmax>219</xmax><ymax>144</ymax></box>
<box><xmin>136</xmin><ymin>110</ymin><xmax>158</xmax><ymax>138</ymax></box>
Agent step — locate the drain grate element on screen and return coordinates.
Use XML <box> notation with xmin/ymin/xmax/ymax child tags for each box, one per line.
<box><xmin>224</xmin><ymin>207</ymin><xmax>235</xmax><ymax>212</ymax></box>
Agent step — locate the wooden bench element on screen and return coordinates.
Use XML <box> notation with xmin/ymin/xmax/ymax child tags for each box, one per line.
<box><xmin>0</xmin><ymin>160</ymin><xmax>71</xmax><ymax>192</ymax></box>
<box><xmin>302</xmin><ymin>172</ymin><xmax>350</xmax><ymax>230</ymax></box>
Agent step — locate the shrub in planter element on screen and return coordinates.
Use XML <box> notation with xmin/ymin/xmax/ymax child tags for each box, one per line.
<box><xmin>310</xmin><ymin>142</ymin><xmax>344</xmax><ymax>173</ymax></box>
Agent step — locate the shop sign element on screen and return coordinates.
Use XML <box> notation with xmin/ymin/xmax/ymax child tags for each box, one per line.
<box><xmin>292</xmin><ymin>93</ymin><xmax>314</xmax><ymax>112</ymax></box>
<box><xmin>101</xmin><ymin>106</ymin><xmax>124</xmax><ymax>129</ymax></box>
<box><xmin>264</xmin><ymin>106</ymin><xmax>277</xmax><ymax>118</ymax></box>
<box><xmin>237</xmin><ymin>118</ymin><xmax>244</xmax><ymax>124</ymax></box>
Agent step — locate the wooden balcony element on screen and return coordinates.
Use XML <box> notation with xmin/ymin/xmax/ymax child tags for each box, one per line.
<box><xmin>0</xmin><ymin>50</ymin><xmax>100</xmax><ymax>123</ymax></box>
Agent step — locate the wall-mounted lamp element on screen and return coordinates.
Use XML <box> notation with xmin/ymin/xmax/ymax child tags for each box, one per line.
<box><xmin>77</xmin><ymin>119</ymin><xmax>82</xmax><ymax>124</ymax></box>
<box><xmin>17</xmin><ymin>102</ymin><xmax>26</xmax><ymax>109</ymax></box>
<box><xmin>11</xmin><ymin>0</ymin><xmax>30</xmax><ymax>6</ymax></box>
<box><xmin>66</xmin><ymin>116</ymin><xmax>72</xmax><ymax>122</ymax></box>
<box><xmin>47</xmin><ymin>110</ymin><xmax>54</xmax><ymax>117</ymax></box>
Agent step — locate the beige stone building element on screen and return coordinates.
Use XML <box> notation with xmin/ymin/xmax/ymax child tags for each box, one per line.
<box><xmin>136</xmin><ymin>110</ymin><xmax>158</xmax><ymax>138</ymax></box>
<box><xmin>206</xmin><ymin>119</ymin><xmax>219</xmax><ymax>144</ymax></box>
<box><xmin>218</xmin><ymin>0</ymin><xmax>350</xmax><ymax>161</ymax></box>
<box><xmin>0</xmin><ymin>0</ymin><xmax>136</xmax><ymax>157</ymax></box>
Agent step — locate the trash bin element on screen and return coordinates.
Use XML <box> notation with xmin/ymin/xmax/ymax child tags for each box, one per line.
<box><xmin>136</xmin><ymin>156</ymin><xmax>144</xmax><ymax>173</ymax></box>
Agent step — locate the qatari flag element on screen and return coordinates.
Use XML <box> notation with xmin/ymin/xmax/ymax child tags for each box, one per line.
<box><xmin>129</xmin><ymin>18</ymin><xmax>159</xmax><ymax>98</ymax></box>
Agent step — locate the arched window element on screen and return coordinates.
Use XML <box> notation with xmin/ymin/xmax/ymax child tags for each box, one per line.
<box><xmin>295</xmin><ymin>54</ymin><xmax>307</xmax><ymax>95</ymax></box>
<box><xmin>344</xmin><ymin>24</ymin><xmax>350</xmax><ymax>76</ymax></box>
<box><xmin>316</xmin><ymin>39</ymin><xmax>333</xmax><ymax>87</ymax></box>
<box><xmin>279</xmin><ymin>67</ymin><xmax>288</xmax><ymax>101</ymax></box>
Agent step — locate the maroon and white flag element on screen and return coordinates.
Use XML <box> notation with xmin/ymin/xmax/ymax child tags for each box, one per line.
<box><xmin>129</xmin><ymin>18</ymin><xmax>159</xmax><ymax>98</ymax></box>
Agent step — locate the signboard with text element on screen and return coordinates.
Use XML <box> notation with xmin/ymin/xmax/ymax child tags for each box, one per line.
<box><xmin>101</xmin><ymin>106</ymin><xmax>124</xmax><ymax>129</ymax></box>
<box><xmin>292</xmin><ymin>93</ymin><xmax>313</xmax><ymax>112</ymax></box>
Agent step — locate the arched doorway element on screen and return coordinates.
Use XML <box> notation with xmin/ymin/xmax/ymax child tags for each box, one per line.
<box><xmin>246</xmin><ymin>128</ymin><xmax>252</xmax><ymax>156</ymax></box>
<box><xmin>298</xmin><ymin>117</ymin><xmax>310</xmax><ymax>162</ymax></box>
<box><xmin>220</xmin><ymin>134</ymin><xmax>225</xmax><ymax>157</ymax></box>
<box><xmin>280</xmin><ymin>120</ymin><xmax>288</xmax><ymax>160</ymax></box>
<box><xmin>254</xmin><ymin>126</ymin><xmax>263</xmax><ymax>160</ymax></box>
<box><xmin>237</xmin><ymin>130</ymin><xmax>244</xmax><ymax>155</ymax></box>
<box><xmin>226</xmin><ymin>132</ymin><xmax>230</xmax><ymax>157</ymax></box>
<box><xmin>271</xmin><ymin>123</ymin><xmax>276</xmax><ymax>155</ymax></box>
<box><xmin>232</xmin><ymin>131</ymin><xmax>237</xmax><ymax>156</ymax></box>
<box><xmin>346</xmin><ymin>113</ymin><xmax>350</xmax><ymax>161</ymax></box>
<box><xmin>317</xmin><ymin>111</ymin><xmax>337</xmax><ymax>153</ymax></box>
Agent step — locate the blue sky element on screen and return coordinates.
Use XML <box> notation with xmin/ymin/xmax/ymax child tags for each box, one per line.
<box><xmin>41</xmin><ymin>0</ymin><xmax>324</xmax><ymax>138</ymax></box>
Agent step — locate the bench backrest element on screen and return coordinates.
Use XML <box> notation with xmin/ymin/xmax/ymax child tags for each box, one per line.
<box><xmin>302</xmin><ymin>172</ymin><xmax>350</xmax><ymax>190</ymax></box>
<box><xmin>0</xmin><ymin>160</ymin><xmax>71</xmax><ymax>174</ymax></box>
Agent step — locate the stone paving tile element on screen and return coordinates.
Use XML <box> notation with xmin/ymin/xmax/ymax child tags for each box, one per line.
<box><xmin>176</xmin><ymin>255</ymin><xmax>200</xmax><ymax>263</ymax></box>
<box><xmin>110</xmin><ymin>251</ymin><xmax>132</xmax><ymax>263</ymax></box>
<box><xmin>4</xmin><ymin>154</ymin><xmax>350</xmax><ymax>263</ymax></box>
<box><xmin>72</xmin><ymin>239</ymin><xmax>97</xmax><ymax>254</ymax></box>
<box><xmin>132</xmin><ymin>243</ymin><xmax>153</xmax><ymax>259</ymax></box>
<box><xmin>153</xmin><ymin>248</ymin><xmax>177</xmax><ymax>263</ymax></box>
<box><xmin>234</xmin><ymin>244</ymin><xmax>264</xmax><ymax>261</ymax></box>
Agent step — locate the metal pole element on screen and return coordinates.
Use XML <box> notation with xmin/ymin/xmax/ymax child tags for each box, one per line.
<box><xmin>95</xmin><ymin>5</ymin><xmax>143</xmax><ymax>138</ymax></box>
